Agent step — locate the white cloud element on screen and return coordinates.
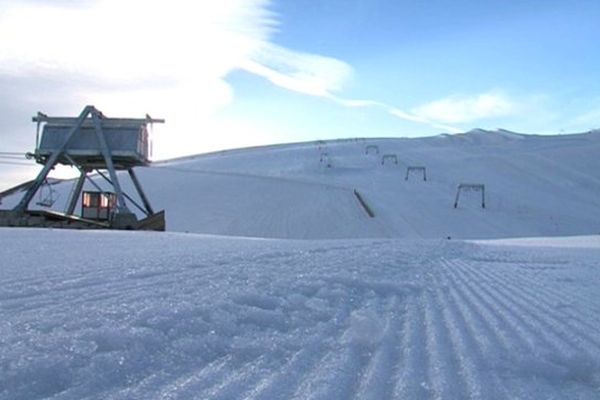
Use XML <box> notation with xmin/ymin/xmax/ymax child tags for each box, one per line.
<box><xmin>236</xmin><ymin>42</ymin><xmax>463</xmax><ymax>133</ymax></box>
<box><xmin>387</xmin><ymin>107</ymin><xmax>462</xmax><ymax>133</ymax></box>
<box><xmin>238</xmin><ymin>44</ymin><xmax>461</xmax><ymax>133</ymax></box>
<box><xmin>0</xmin><ymin>0</ymin><xmax>274</xmax><ymax>82</ymax></box>
<box><xmin>0</xmin><ymin>0</ymin><xmax>276</xmax><ymax>159</ymax></box>
<box><xmin>412</xmin><ymin>92</ymin><xmax>517</xmax><ymax>124</ymax></box>
<box><xmin>0</xmin><ymin>0</ymin><xmax>374</xmax><ymax>159</ymax></box>
<box><xmin>328</xmin><ymin>96</ymin><xmax>461</xmax><ymax>133</ymax></box>
<box><xmin>239</xmin><ymin>43</ymin><xmax>354</xmax><ymax>97</ymax></box>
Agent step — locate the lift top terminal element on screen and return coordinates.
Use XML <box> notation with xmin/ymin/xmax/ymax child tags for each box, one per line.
<box><xmin>0</xmin><ymin>106</ymin><xmax>166</xmax><ymax>230</ymax></box>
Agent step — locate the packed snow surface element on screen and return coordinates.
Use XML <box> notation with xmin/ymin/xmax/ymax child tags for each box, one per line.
<box><xmin>1</xmin><ymin>229</ymin><xmax>600</xmax><ymax>399</ymax></box>
<box><xmin>2</xmin><ymin>131</ymin><xmax>600</xmax><ymax>399</ymax></box>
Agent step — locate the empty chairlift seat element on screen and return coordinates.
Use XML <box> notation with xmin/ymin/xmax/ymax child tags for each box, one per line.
<box><xmin>365</xmin><ymin>145</ymin><xmax>379</xmax><ymax>155</ymax></box>
<box><xmin>454</xmin><ymin>183</ymin><xmax>486</xmax><ymax>208</ymax></box>
<box><xmin>381</xmin><ymin>154</ymin><xmax>399</xmax><ymax>165</ymax></box>
<box><xmin>405</xmin><ymin>166</ymin><xmax>427</xmax><ymax>181</ymax></box>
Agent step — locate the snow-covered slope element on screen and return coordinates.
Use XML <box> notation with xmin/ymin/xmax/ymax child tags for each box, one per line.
<box><xmin>1</xmin><ymin>229</ymin><xmax>599</xmax><ymax>399</ymax></box>
<box><xmin>2</xmin><ymin>131</ymin><xmax>600</xmax><ymax>399</ymax></box>
<box><xmin>4</xmin><ymin>130</ymin><xmax>599</xmax><ymax>239</ymax></box>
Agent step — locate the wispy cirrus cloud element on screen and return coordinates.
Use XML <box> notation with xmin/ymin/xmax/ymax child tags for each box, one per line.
<box><xmin>331</xmin><ymin>96</ymin><xmax>462</xmax><ymax>133</ymax></box>
<box><xmin>411</xmin><ymin>92</ymin><xmax>517</xmax><ymax>124</ymax></box>
<box><xmin>241</xmin><ymin>45</ymin><xmax>462</xmax><ymax>133</ymax></box>
<box><xmin>239</xmin><ymin>43</ymin><xmax>354</xmax><ymax>97</ymax></box>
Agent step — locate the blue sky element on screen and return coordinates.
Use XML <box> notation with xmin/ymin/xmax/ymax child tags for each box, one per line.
<box><xmin>221</xmin><ymin>0</ymin><xmax>600</xmax><ymax>140</ymax></box>
<box><xmin>0</xmin><ymin>0</ymin><xmax>599</xmax><ymax>189</ymax></box>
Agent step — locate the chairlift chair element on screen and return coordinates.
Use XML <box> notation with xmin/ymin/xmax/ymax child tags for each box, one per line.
<box><xmin>36</xmin><ymin>179</ymin><xmax>58</xmax><ymax>207</ymax></box>
<box><xmin>365</xmin><ymin>145</ymin><xmax>379</xmax><ymax>155</ymax></box>
<box><xmin>381</xmin><ymin>154</ymin><xmax>399</xmax><ymax>165</ymax></box>
<box><xmin>454</xmin><ymin>183</ymin><xmax>485</xmax><ymax>208</ymax></box>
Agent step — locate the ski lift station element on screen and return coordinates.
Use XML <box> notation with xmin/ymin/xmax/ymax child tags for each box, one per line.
<box><xmin>0</xmin><ymin>106</ymin><xmax>166</xmax><ymax>230</ymax></box>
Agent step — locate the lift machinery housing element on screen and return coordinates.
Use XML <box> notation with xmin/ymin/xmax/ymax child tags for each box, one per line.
<box><xmin>0</xmin><ymin>105</ymin><xmax>165</xmax><ymax>230</ymax></box>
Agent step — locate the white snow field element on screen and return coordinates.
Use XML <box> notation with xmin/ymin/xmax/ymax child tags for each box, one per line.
<box><xmin>1</xmin><ymin>129</ymin><xmax>600</xmax><ymax>399</ymax></box>
<box><xmin>3</xmin><ymin>129</ymin><xmax>600</xmax><ymax>239</ymax></box>
<box><xmin>1</xmin><ymin>230</ymin><xmax>600</xmax><ymax>399</ymax></box>
<box><xmin>133</xmin><ymin>129</ymin><xmax>600</xmax><ymax>239</ymax></box>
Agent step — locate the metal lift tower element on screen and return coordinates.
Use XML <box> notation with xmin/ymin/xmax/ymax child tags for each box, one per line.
<box><xmin>0</xmin><ymin>105</ymin><xmax>166</xmax><ymax>230</ymax></box>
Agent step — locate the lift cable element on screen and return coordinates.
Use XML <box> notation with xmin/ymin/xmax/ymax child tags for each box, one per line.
<box><xmin>0</xmin><ymin>161</ymin><xmax>33</xmax><ymax>166</ymax></box>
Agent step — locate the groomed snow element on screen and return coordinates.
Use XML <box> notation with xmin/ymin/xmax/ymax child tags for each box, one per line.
<box><xmin>474</xmin><ymin>235</ymin><xmax>600</xmax><ymax>249</ymax></box>
<box><xmin>3</xmin><ymin>130</ymin><xmax>600</xmax><ymax>239</ymax></box>
<box><xmin>1</xmin><ymin>229</ymin><xmax>600</xmax><ymax>399</ymax></box>
<box><xmin>2</xmin><ymin>131</ymin><xmax>600</xmax><ymax>399</ymax></box>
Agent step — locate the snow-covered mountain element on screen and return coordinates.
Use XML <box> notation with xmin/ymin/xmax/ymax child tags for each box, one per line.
<box><xmin>115</xmin><ymin>129</ymin><xmax>600</xmax><ymax>239</ymax></box>
<box><xmin>4</xmin><ymin>129</ymin><xmax>600</xmax><ymax>239</ymax></box>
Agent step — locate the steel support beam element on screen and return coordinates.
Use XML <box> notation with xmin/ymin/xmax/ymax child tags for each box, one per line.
<box><xmin>62</xmin><ymin>154</ymin><xmax>105</xmax><ymax>195</ymax></box>
<box><xmin>14</xmin><ymin>106</ymin><xmax>94</xmax><ymax>212</ymax></box>
<box><xmin>96</xmin><ymin>170</ymin><xmax>148</xmax><ymax>216</ymax></box>
<box><xmin>128</xmin><ymin>168</ymin><xmax>154</xmax><ymax>215</ymax></box>
<box><xmin>66</xmin><ymin>170</ymin><xmax>86</xmax><ymax>215</ymax></box>
<box><xmin>33</xmin><ymin>115</ymin><xmax>165</xmax><ymax>125</ymax></box>
<box><xmin>91</xmin><ymin>110</ymin><xmax>129</xmax><ymax>213</ymax></box>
